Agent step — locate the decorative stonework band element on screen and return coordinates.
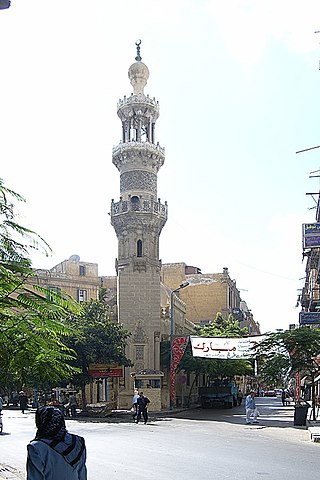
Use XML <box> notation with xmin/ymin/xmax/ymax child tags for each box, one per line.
<box><xmin>120</xmin><ymin>171</ymin><xmax>157</xmax><ymax>194</ymax></box>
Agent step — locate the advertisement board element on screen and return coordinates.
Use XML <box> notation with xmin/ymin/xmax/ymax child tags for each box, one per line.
<box><xmin>299</xmin><ymin>312</ymin><xmax>320</xmax><ymax>325</ymax></box>
<box><xmin>88</xmin><ymin>364</ymin><xmax>124</xmax><ymax>378</ymax></box>
<box><xmin>302</xmin><ymin>223</ymin><xmax>320</xmax><ymax>249</ymax></box>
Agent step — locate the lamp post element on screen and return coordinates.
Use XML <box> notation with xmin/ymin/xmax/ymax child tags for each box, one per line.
<box><xmin>169</xmin><ymin>281</ymin><xmax>189</xmax><ymax>409</ymax></box>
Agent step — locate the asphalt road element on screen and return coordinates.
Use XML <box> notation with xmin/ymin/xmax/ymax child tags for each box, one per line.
<box><xmin>0</xmin><ymin>397</ymin><xmax>319</xmax><ymax>480</ymax></box>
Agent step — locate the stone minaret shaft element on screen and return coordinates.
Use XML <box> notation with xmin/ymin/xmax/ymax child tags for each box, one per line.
<box><xmin>110</xmin><ymin>44</ymin><xmax>167</xmax><ymax>377</ymax></box>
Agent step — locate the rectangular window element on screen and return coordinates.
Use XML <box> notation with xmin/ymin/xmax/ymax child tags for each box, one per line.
<box><xmin>135</xmin><ymin>380</ymin><xmax>142</xmax><ymax>390</ymax></box>
<box><xmin>79</xmin><ymin>265</ymin><xmax>86</xmax><ymax>276</ymax></box>
<box><xmin>78</xmin><ymin>289</ymin><xmax>87</xmax><ymax>303</ymax></box>
<box><xmin>47</xmin><ymin>286</ymin><xmax>61</xmax><ymax>300</ymax></box>
<box><xmin>135</xmin><ymin>345</ymin><xmax>144</xmax><ymax>360</ymax></box>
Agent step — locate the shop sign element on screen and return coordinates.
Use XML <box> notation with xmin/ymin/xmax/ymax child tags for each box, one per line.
<box><xmin>88</xmin><ymin>364</ymin><xmax>123</xmax><ymax>378</ymax></box>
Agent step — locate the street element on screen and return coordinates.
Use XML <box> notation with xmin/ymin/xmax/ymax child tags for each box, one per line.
<box><xmin>0</xmin><ymin>397</ymin><xmax>319</xmax><ymax>480</ymax></box>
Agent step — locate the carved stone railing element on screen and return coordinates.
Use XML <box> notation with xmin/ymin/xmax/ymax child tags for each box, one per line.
<box><xmin>111</xmin><ymin>198</ymin><xmax>167</xmax><ymax>219</ymax></box>
<box><xmin>112</xmin><ymin>141</ymin><xmax>165</xmax><ymax>160</ymax></box>
<box><xmin>117</xmin><ymin>93</ymin><xmax>159</xmax><ymax>111</ymax></box>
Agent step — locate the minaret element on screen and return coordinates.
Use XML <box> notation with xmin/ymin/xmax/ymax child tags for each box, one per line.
<box><xmin>110</xmin><ymin>41</ymin><xmax>167</xmax><ymax>407</ymax></box>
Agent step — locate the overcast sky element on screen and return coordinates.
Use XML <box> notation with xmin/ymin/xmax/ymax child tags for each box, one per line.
<box><xmin>1</xmin><ymin>0</ymin><xmax>320</xmax><ymax>333</ymax></box>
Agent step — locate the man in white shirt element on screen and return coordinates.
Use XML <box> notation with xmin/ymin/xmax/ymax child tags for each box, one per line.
<box><xmin>245</xmin><ymin>390</ymin><xmax>258</xmax><ymax>424</ymax></box>
<box><xmin>131</xmin><ymin>391</ymin><xmax>139</xmax><ymax>423</ymax></box>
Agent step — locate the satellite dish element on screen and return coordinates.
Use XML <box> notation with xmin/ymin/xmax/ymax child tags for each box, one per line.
<box><xmin>69</xmin><ymin>254</ymin><xmax>80</xmax><ymax>262</ymax></box>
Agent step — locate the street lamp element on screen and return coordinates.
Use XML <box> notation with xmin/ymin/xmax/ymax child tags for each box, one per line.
<box><xmin>169</xmin><ymin>281</ymin><xmax>189</xmax><ymax>409</ymax></box>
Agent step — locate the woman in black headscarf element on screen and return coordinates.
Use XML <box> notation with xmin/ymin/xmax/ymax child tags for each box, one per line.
<box><xmin>27</xmin><ymin>406</ymin><xmax>87</xmax><ymax>480</ymax></box>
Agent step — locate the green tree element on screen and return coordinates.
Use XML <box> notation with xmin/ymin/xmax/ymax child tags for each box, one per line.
<box><xmin>0</xmin><ymin>179</ymin><xmax>80</xmax><ymax>392</ymax></box>
<box><xmin>258</xmin><ymin>353</ymin><xmax>290</xmax><ymax>388</ymax></box>
<box><xmin>177</xmin><ymin>313</ymin><xmax>252</xmax><ymax>405</ymax></box>
<box><xmin>198</xmin><ymin>312</ymin><xmax>248</xmax><ymax>338</ymax></box>
<box><xmin>65</xmin><ymin>298</ymin><xmax>132</xmax><ymax>405</ymax></box>
<box><xmin>254</xmin><ymin>327</ymin><xmax>320</xmax><ymax>419</ymax></box>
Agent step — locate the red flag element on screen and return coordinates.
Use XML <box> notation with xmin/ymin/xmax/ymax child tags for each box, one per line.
<box><xmin>170</xmin><ymin>336</ymin><xmax>189</xmax><ymax>402</ymax></box>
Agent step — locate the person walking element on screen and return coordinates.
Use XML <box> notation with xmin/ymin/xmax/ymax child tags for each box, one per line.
<box><xmin>245</xmin><ymin>390</ymin><xmax>258</xmax><ymax>424</ymax></box>
<box><xmin>131</xmin><ymin>391</ymin><xmax>139</xmax><ymax>423</ymax></box>
<box><xmin>136</xmin><ymin>392</ymin><xmax>150</xmax><ymax>424</ymax></box>
<box><xmin>27</xmin><ymin>405</ymin><xmax>87</xmax><ymax>480</ymax></box>
<box><xmin>19</xmin><ymin>391</ymin><xmax>28</xmax><ymax>414</ymax></box>
<box><xmin>68</xmin><ymin>394</ymin><xmax>78</xmax><ymax>418</ymax></box>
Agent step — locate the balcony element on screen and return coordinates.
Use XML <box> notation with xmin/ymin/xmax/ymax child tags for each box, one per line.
<box><xmin>110</xmin><ymin>198</ymin><xmax>167</xmax><ymax>220</ymax></box>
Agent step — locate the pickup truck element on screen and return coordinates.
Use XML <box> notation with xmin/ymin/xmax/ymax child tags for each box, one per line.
<box><xmin>199</xmin><ymin>382</ymin><xmax>239</xmax><ymax>409</ymax></box>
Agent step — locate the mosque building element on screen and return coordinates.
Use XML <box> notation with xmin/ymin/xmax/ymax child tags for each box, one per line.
<box><xmin>32</xmin><ymin>43</ymin><xmax>259</xmax><ymax>410</ymax></box>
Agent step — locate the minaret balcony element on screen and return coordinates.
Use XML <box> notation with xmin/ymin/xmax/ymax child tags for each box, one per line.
<box><xmin>112</xmin><ymin>141</ymin><xmax>165</xmax><ymax>159</ymax></box>
<box><xmin>112</xmin><ymin>141</ymin><xmax>165</xmax><ymax>172</ymax></box>
<box><xmin>111</xmin><ymin>197</ymin><xmax>167</xmax><ymax>221</ymax></box>
<box><xmin>117</xmin><ymin>94</ymin><xmax>160</xmax><ymax>122</ymax></box>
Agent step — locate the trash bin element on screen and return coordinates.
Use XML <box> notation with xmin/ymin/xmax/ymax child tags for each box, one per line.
<box><xmin>294</xmin><ymin>405</ymin><xmax>308</xmax><ymax>426</ymax></box>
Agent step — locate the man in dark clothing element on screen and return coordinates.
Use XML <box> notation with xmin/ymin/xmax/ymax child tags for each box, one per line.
<box><xmin>19</xmin><ymin>391</ymin><xmax>28</xmax><ymax>414</ymax></box>
<box><xmin>136</xmin><ymin>392</ymin><xmax>150</xmax><ymax>424</ymax></box>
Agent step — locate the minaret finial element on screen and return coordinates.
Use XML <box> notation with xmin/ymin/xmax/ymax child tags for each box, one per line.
<box><xmin>135</xmin><ymin>39</ymin><xmax>142</xmax><ymax>61</ymax></box>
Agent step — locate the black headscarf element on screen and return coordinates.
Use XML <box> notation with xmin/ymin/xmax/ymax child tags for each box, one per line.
<box><xmin>35</xmin><ymin>406</ymin><xmax>67</xmax><ymax>441</ymax></box>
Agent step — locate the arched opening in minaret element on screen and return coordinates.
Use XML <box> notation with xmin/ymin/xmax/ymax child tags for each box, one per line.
<box><xmin>125</xmin><ymin>117</ymin><xmax>153</xmax><ymax>143</ymax></box>
<box><xmin>137</xmin><ymin>239</ymin><xmax>143</xmax><ymax>257</ymax></box>
<box><xmin>131</xmin><ymin>196</ymin><xmax>140</xmax><ymax>211</ymax></box>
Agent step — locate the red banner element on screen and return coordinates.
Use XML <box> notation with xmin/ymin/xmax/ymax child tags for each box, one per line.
<box><xmin>170</xmin><ymin>336</ymin><xmax>189</xmax><ymax>402</ymax></box>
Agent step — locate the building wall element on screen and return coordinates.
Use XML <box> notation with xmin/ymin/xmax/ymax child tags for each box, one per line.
<box><xmin>32</xmin><ymin>256</ymin><xmax>100</xmax><ymax>302</ymax></box>
<box><xmin>161</xmin><ymin>263</ymin><xmax>260</xmax><ymax>334</ymax></box>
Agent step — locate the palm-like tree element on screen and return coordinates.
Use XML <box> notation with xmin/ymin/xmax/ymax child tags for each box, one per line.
<box><xmin>0</xmin><ymin>178</ymin><xmax>80</xmax><ymax>391</ymax></box>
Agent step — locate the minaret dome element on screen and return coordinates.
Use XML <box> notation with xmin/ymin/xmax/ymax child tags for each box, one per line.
<box><xmin>128</xmin><ymin>40</ymin><xmax>149</xmax><ymax>95</ymax></box>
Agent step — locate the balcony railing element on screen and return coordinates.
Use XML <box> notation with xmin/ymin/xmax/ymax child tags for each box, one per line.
<box><xmin>112</xmin><ymin>141</ymin><xmax>165</xmax><ymax>158</ymax></box>
<box><xmin>111</xmin><ymin>198</ymin><xmax>167</xmax><ymax>219</ymax></box>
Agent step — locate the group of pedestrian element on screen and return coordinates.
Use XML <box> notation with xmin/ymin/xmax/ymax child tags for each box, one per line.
<box><xmin>0</xmin><ymin>391</ymin><xmax>28</xmax><ymax>413</ymax></box>
<box><xmin>25</xmin><ymin>390</ymin><xmax>151</xmax><ymax>479</ymax></box>
<box><xmin>14</xmin><ymin>386</ymin><xmax>270</xmax><ymax>479</ymax></box>
<box><xmin>131</xmin><ymin>391</ymin><xmax>150</xmax><ymax>424</ymax></box>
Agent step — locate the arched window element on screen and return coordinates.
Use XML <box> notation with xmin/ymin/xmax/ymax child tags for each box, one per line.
<box><xmin>131</xmin><ymin>196</ymin><xmax>140</xmax><ymax>211</ymax></box>
<box><xmin>137</xmin><ymin>239</ymin><xmax>143</xmax><ymax>257</ymax></box>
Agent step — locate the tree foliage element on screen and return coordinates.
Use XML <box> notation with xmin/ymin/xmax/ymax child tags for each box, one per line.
<box><xmin>65</xmin><ymin>299</ymin><xmax>132</xmax><ymax>392</ymax></box>
<box><xmin>0</xmin><ymin>179</ymin><xmax>80</xmax><ymax>391</ymax></box>
<box><xmin>179</xmin><ymin>313</ymin><xmax>253</xmax><ymax>381</ymax></box>
<box><xmin>253</xmin><ymin>327</ymin><xmax>320</xmax><ymax>378</ymax></box>
<box><xmin>198</xmin><ymin>312</ymin><xmax>248</xmax><ymax>338</ymax></box>
<box><xmin>253</xmin><ymin>327</ymin><xmax>320</xmax><ymax>417</ymax></box>
<box><xmin>258</xmin><ymin>354</ymin><xmax>290</xmax><ymax>387</ymax></box>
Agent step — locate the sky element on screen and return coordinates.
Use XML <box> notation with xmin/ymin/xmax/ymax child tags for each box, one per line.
<box><xmin>1</xmin><ymin>0</ymin><xmax>320</xmax><ymax>333</ymax></box>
